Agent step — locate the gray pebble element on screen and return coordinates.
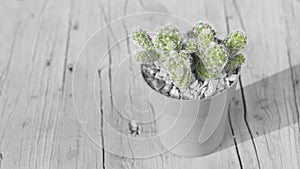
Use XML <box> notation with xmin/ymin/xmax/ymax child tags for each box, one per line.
<box><xmin>155</xmin><ymin>70</ymin><xmax>169</xmax><ymax>81</ymax></box>
<box><xmin>149</xmin><ymin>79</ymin><xmax>165</xmax><ymax>91</ymax></box>
<box><xmin>160</xmin><ymin>82</ymin><xmax>173</xmax><ymax>93</ymax></box>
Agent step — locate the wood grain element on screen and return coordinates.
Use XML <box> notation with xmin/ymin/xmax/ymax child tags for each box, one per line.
<box><xmin>0</xmin><ymin>0</ymin><xmax>299</xmax><ymax>168</ymax></box>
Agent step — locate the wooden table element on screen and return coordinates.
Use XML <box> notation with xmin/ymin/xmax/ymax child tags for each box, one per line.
<box><xmin>1</xmin><ymin>0</ymin><xmax>300</xmax><ymax>168</ymax></box>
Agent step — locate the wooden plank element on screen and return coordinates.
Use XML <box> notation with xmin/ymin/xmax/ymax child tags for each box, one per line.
<box><xmin>225</xmin><ymin>0</ymin><xmax>300</xmax><ymax>168</ymax></box>
<box><xmin>0</xmin><ymin>0</ymin><xmax>104</xmax><ymax>168</ymax></box>
<box><xmin>282</xmin><ymin>0</ymin><xmax>300</xmax><ymax>128</ymax></box>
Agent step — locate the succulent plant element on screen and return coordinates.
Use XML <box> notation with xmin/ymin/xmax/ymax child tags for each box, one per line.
<box><xmin>192</xmin><ymin>22</ymin><xmax>216</xmax><ymax>51</ymax></box>
<box><xmin>133</xmin><ymin>29</ymin><xmax>155</xmax><ymax>51</ymax></box>
<box><xmin>183</xmin><ymin>32</ymin><xmax>198</xmax><ymax>53</ymax></box>
<box><xmin>135</xmin><ymin>50</ymin><xmax>157</xmax><ymax>64</ymax></box>
<box><xmin>132</xmin><ymin>21</ymin><xmax>247</xmax><ymax>89</ymax></box>
<box><xmin>153</xmin><ymin>25</ymin><xmax>182</xmax><ymax>53</ymax></box>
<box><xmin>224</xmin><ymin>30</ymin><xmax>247</xmax><ymax>55</ymax></box>
<box><xmin>165</xmin><ymin>51</ymin><xmax>192</xmax><ymax>87</ymax></box>
<box><xmin>133</xmin><ymin>29</ymin><xmax>160</xmax><ymax>63</ymax></box>
<box><xmin>196</xmin><ymin>59</ymin><xmax>209</xmax><ymax>79</ymax></box>
<box><xmin>223</xmin><ymin>53</ymin><xmax>246</xmax><ymax>72</ymax></box>
<box><xmin>192</xmin><ymin>22</ymin><xmax>216</xmax><ymax>37</ymax></box>
<box><xmin>197</xmin><ymin>44</ymin><xmax>228</xmax><ymax>79</ymax></box>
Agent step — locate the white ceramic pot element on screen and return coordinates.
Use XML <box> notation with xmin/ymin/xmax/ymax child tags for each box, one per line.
<box><xmin>145</xmin><ymin>70</ymin><xmax>239</xmax><ymax>157</ymax></box>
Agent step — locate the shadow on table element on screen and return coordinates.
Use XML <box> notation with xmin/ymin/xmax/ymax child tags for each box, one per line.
<box><xmin>218</xmin><ymin>63</ymin><xmax>300</xmax><ymax>153</ymax></box>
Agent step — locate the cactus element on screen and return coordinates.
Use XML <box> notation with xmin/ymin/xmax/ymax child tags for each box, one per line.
<box><xmin>198</xmin><ymin>44</ymin><xmax>228</xmax><ymax>78</ymax></box>
<box><xmin>196</xmin><ymin>59</ymin><xmax>209</xmax><ymax>79</ymax></box>
<box><xmin>192</xmin><ymin>22</ymin><xmax>216</xmax><ymax>51</ymax></box>
<box><xmin>182</xmin><ymin>31</ymin><xmax>198</xmax><ymax>53</ymax></box>
<box><xmin>132</xmin><ymin>21</ymin><xmax>247</xmax><ymax>89</ymax></box>
<box><xmin>224</xmin><ymin>53</ymin><xmax>245</xmax><ymax>72</ymax></box>
<box><xmin>165</xmin><ymin>51</ymin><xmax>192</xmax><ymax>87</ymax></box>
<box><xmin>153</xmin><ymin>25</ymin><xmax>182</xmax><ymax>53</ymax></box>
<box><xmin>133</xmin><ymin>29</ymin><xmax>159</xmax><ymax>63</ymax></box>
<box><xmin>192</xmin><ymin>22</ymin><xmax>216</xmax><ymax>37</ymax></box>
<box><xmin>183</xmin><ymin>37</ymin><xmax>198</xmax><ymax>53</ymax></box>
<box><xmin>135</xmin><ymin>50</ymin><xmax>157</xmax><ymax>64</ymax></box>
<box><xmin>224</xmin><ymin>30</ymin><xmax>247</xmax><ymax>55</ymax></box>
<box><xmin>133</xmin><ymin>29</ymin><xmax>155</xmax><ymax>51</ymax></box>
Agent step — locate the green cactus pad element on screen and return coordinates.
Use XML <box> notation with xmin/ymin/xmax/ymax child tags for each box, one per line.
<box><xmin>224</xmin><ymin>30</ymin><xmax>247</xmax><ymax>54</ymax></box>
<box><xmin>135</xmin><ymin>50</ymin><xmax>157</xmax><ymax>63</ymax></box>
<box><xmin>196</xmin><ymin>59</ymin><xmax>209</xmax><ymax>79</ymax></box>
<box><xmin>192</xmin><ymin>22</ymin><xmax>216</xmax><ymax>37</ymax></box>
<box><xmin>154</xmin><ymin>25</ymin><xmax>182</xmax><ymax>52</ymax></box>
<box><xmin>192</xmin><ymin>22</ymin><xmax>216</xmax><ymax>50</ymax></box>
<box><xmin>156</xmin><ymin>53</ymin><xmax>168</xmax><ymax>64</ymax></box>
<box><xmin>165</xmin><ymin>51</ymin><xmax>192</xmax><ymax>87</ymax></box>
<box><xmin>199</xmin><ymin>44</ymin><xmax>228</xmax><ymax>78</ymax></box>
<box><xmin>133</xmin><ymin>29</ymin><xmax>154</xmax><ymax>51</ymax></box>
<box><xmin>183</xmin><ymin>37</ymin><xmax>198</xmax><ymax>53</ymax></box>
<box><xmin>198</xmin><ymin>29</ymin><xmax>216</xmax><ymax>50</ymax></box>
<box><xmin>178</xmin><ymin>50</ymin><xmax>190</xmax><ymax>59</ymax></box>
<box><xmin>224</xmin><ymin>53</ymin><xmax>245</xmax><ymax>72</ymax></box>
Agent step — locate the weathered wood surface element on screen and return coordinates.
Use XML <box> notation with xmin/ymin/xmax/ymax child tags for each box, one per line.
<box><xmin>0</xmin><ymin>0</ymin><xmax>300</xmax><ymax>169</ymax></box>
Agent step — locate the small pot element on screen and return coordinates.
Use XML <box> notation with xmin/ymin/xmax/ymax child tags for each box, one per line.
<box><xmin>143</xmin><ymin>67</ymin><xmax>239</xmax><ymax>157</ymax></box>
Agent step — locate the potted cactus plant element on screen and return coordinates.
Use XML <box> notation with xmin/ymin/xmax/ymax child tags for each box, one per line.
<box><xmin>132</xmin><ymin>21</ymin><xmax>247</xmax><ymax>156</ymax></box>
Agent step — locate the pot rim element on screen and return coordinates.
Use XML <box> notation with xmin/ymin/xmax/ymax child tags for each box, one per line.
<box><xmin>141</xmin><ymin>65</ymin><xmax>241</xmax><ymax>103</ymax></box>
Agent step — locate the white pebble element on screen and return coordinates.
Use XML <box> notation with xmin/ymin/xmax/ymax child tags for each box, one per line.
<box><xmin>189</xmin><ymin>80</ymin><xmax>198</xmax><ymax>89</ymax></box>
<box><xmin>226</xmin><ymin>74</ymin><xmax>238</xmax><ymax>82</ymax></box>
<box><xmin>204</xmin><ymin>80</ymin><xmax>217</xmax><ymax>97</ymax></box>
<box><xmin>169</xmin><ymin>86</ymin><xmax>180</xmax><ymax>99</ymax></box>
